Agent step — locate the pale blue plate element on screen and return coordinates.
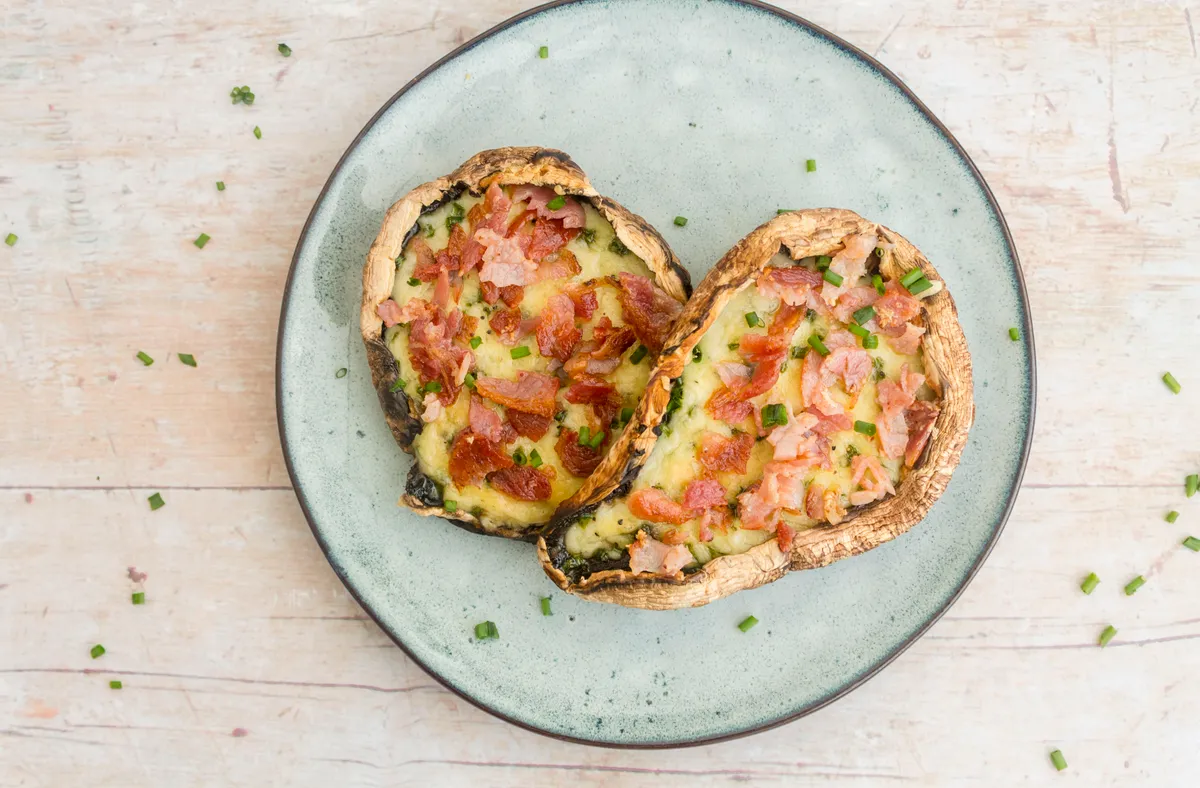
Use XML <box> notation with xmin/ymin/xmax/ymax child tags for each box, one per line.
<box><xmin>277</xmin><ymin>0</ymin><xmax>1034</xmax><ymax>747</ymax></box>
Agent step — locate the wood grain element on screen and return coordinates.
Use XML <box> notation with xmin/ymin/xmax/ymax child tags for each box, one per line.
<box><xmin>3</xmin><ymin>0</ymin><xmax>1199</xmax><ymax>784</ymax></box>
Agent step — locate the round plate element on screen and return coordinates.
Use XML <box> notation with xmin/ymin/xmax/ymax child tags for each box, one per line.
<box><xmin>277</xmin><ymin>0</ymin><xmax>1034</xmax><ymax>747</ymax></box>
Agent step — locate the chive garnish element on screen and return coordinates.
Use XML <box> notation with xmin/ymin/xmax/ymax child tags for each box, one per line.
<box><xmin>423</xmin><ymin>381</ymin><xmax>443</xmax><ymax>394</ymax></box>
<box><xmin>132</xmin><ymin>592</ymin><xmax>145</xmax><ymax>605</ymax></box>
<box><xmin>578</xmin><ymin>426</ymin><xmax>591</xmax><ymax>446</ymax></box>
<box><xmin>90</xmin><ymin>644</ymin><xmax>106</xmax><ymax>659</ymax></box>
<box><xmin>847</xmin><ymin>324</ymin><xmax>870</xmax><ymax>340</ymax></box>
<box><xmin>194</xmin><ymin>233</ymin><xmax>210</xmax><ymax>249</ymax></box>
<box><xmin>538</xmin><ymin>45</ymin><xmax>549</xmax><ymax>59</ymax></box>
<box><xmin>216</xmin><ymin>181</ymin><xmax>226</xmax><ymax>191</ymax></box>
<box><xmin>407</xmin><ymin>277</ymin><xmax>420</xmax><ymax>287</ymax></box>
<box><xmin>422</xmin><ymin>223</ymin><xmax>434</xmax><ymax>238</ymax></box>
<box><xmin>540</xmin><ymin>597</ymin><xmax>552</xmax><ymax>616</ymax></box>
<box><xmin>1080</xmin><ymin>572</ymin><xmax>1099</xmax><ymax>595</ymax></box>
<box><xmin>789</xmin><ymin>345</ymin><xmax>805</xmax><ymax>360</ymax></box>
<box><xmin>136</xmin><ymin>351</ymin><xmax>154</xmax><ymax>366</ymax></box>
<box><xmin>907</xmin><ymin>276</ymin><xmax>933</xmax><ymax>295</ymax></box>
<box><xmin>629</xmin><ymin>345</ymin><xmax>648</xmax><ymax>364</ymax></box>
<box><xmin>853</xmin><ymin>306</ymin><xmax>876</xmax><ymax>326</ymax></box>
<box><xmin>872</xmin><ymin>356</ymin><xmax>885</xmax><ymax>381</ymax></box>
<box><xmin>1008</xmin><ymin>327</ymin><xmax>1020</xmax><ymax>342</ymax></box>
<box><xmin>4</xmin><ymin>233</ymin><xmax>17</xmax><ymax>247</ymax></box>
<box><xmin>1187</xmin><ymin>474</ymin><xmax>1199</xmax><ymax>498</ymax></box>
<box><xmin>807</xmin><ymin>334</ymin><xmax>830</xmax><ymax>356</ymax></box>
<box><xmin>674</xmin><ymin>216</ymin><xmax>688</xmax><ymax>227</ymax></box>
<box><xmin>335</xmin><ymin>367</ymin><xmax>347</xmax><ymax>379</ymax></box>
<box><xmin>1124</xmin><ymin>575</ymin><xmax>1146</xmax><ymax>595</ymax></box>
<box><xmin>1183</xmin><ymin>536</ymin><xmax>1200</xmax><ymax>551</ymax></box>
<box><xmin>469</xmin><ymin>336</ymin><xmax>482</xmax><ymax>349</ymax></box>
<box><xmin>608</xmin><ymin>236</ymin><xmax>630</xmax><ymax>256</ymax></box>
<box><xmin>229</xmin><ymin>85</ymin><xmax>255</xmax><ymax>105</ymax></box>
<box><xmin>776</xmin><ymin>209</ymin><xmax>795</xmax><ymax>215</ymax></box>
<box><xmin>389</xmin><ymin>378</ymin><xmax>404</xmax><ymax>392</ymax></box>
<box><xmin>1098</xmin><ymin>625</ymin><xmax>1117</xmax><ymax>647</ymax></box>
<box><xmin>743</xmin><ymin>312</ymin><xmax>762</xmax><ymax>328</ymax></box>
<box><xmin>510</xmin><ymin>346</ymin><xmax>531</xmax><ymax>359</ymax></box>
<box><xmin>620</xmin><ymin>406</ymin><xmax>634</xmax><ymax>423</ymax></box>
<box><xmin>110</xmin><ymin>680</ymin><xmax>123</xmax><ymax>689</ymax></box>
<box><xmin>853</xmin><ymin>420</ymin><xmax>877</xmax><ymax>437</ymax></box>
<box><xmin>278</xmin><ymin>43</ymin><xmax>292</xmax><ymax>57</ymax></box>
<box><xmin>822</xmin><ymin>269</ymin><xmax>844</xmax><ymax>287</ymax></box>
<box><xmin>253</xmin><ymin>126</ymin><xmax>262</xmax><ymax>139</ymax></box>
<box><xmin>761</xmin><ymin>403</ymin><xmax>788</xmax><ymax>428</ymax></box>
<box><xmin>816</xmin><ymin>255</ymin><xmax>832</xmax><ymax>270</ymax></box>
<box><xmin>178</xmin><ymin>353</ymin><xmax>197</xmax><ymax>367</ymax></box>
<box><xmin>148</xmin><ymin>492</ymin><xmax>165</xmax><ymax>511</ymax></box>
<box><xmin>1163</xmin><ymin>372</ymin><xmax>1181</xmax><ymax>394</ymax></box>
<box><xmin>554</xmin><ymin>410</ymin><xmax>566</xmax><ymax>423</ymax></box>
<box><xmin>899</xmin><ymin>268</ymin><xmax>924</xmax><ymax>288</ymax></box>
<box><xmin>872</xmin><ymin>274</ymin><xmax>885</xmax><ymax>295</ymax></box>
<box><xmin>728</xmin><ymin>342</ymin><xmax>740</xmax><ymax>351</ymax></box>
<box><xmin>464</xmin><ymin>373</ymin><xmax>476</xmax><ymax>389</ymax></box>
<box><xmin>546</xmin><ymin>195</ymin><xmax>566</xmax><ymax>211</ymax></box>
<box><xmin>1166</xmin><ymin>510</ymin><xmax>1180</xmax><ymax>524</ymax></box>
<box><xmin>529</xmin><ymin>449</ymin><xmax>543</xmax><ymax>468</ymax></box>
<box><xmin>805</xmin><ymin>159</ymin><xmax>816</xmax><ymax>172</ymax></box>
<box><xmin>443</xmin><ymin>500</ymin><xmax>458</xmax><ymax>513</ymax></box>
<box><xmin>1049</xmin><ymin>750</ymin><xmax>1067</xmax><ymax>772</ymax></box>
<box><xmin>474</xmin><ymin>621</ymin><xmax>499</xmax><ymax>640</ymax></box>
<box><xmin>738</xmin><ymin>615</ymin><xmax>758</xmax><ymax>632</ymax></box>
<box><xmin>863</xmin><ymin>334</ymin><xmax>879</xmax><ymax>350</ymax></box>
<box><xmin>581</xmin><ymin>228</ymin><xmax>596</xmax><ymax>246</ymax></box>
<box><xmin>588</xmin><ymin>430</ymin><xmax>605</xmax><ymax>449</ymax></box>
<box><xmin>513</xmin><ymin>448</ymin><xmax>527</xmax><ymax>466</ymax></box>
<box><xmin>692</xmin><ymin>346</ymin><xmax>703</xmax><ymax>363</ymax></box>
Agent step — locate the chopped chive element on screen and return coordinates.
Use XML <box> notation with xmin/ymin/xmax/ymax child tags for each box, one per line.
<box><xmin>907</xmin><ymin>276</ymin><xmax>933</xmax><ymax>295</ymax></box>
<box><xmin>136</xmin><ymin>351</ymin><xmax>154</xmax><ymax>366</ymax></box>
<box><xmin>872</xmin><ymin>356</ymin><xmax>885</xmax><ymax>381</ymax></box>
<box><xmin>177</xmin><ymin>353</ymin><xmax>197</xmax><ymax>367</ymax></box>
<box><xmin>580</xmin><ymin>228</ymin><xmax>596</xmax><ymax>246</ymax></box>
<box><xmin>863</xmin><ymin>334</ymin><xmax>879</xmax><ymax>350</ymax></box>
<box><xmin>1166</xmin><ymin>510</ymin><xmax>1180</xmax><ymax>524</ymax></box>
<box><xmin>540</xmin><ymin>596</ymin><xmax>552</xmax><ymax>616</ymax></box>
<box><xmin>620</xmin><ymin>406</ymin><xmax>634</xmax><ymax>423</ymax></box>
<box><xmin>900</xmin><ymin>268</ymin><xmax>924</xmax><ymax>288</ymax></box>
<box><xmin>469</xmin><ymin>336</ymin><xmax>482</xmax><ymax>349</ymax></box>
<box><xmin>1187</xmin><ymin>474</ymin><xmax>1199</xmax><ymax>498</ymax></box>
<box><xmin>673</xmin><ymin>216</ymin><xmax>688</xmax><ymax>227</ymax></box>
<box><xmin>744</xmin><ymin>311</ymin><xmax>764</xmax><ymax>328</ymax></box>
<box><xmin>1183</xmin><ymin>536</ymin><xmax>1200</xmax><ymax>551</ymax></box>
<box><xmin>148</xmin><ymin>492</ymin><xmax>165</xmax><ymax>511</ymax></box>
<box><xmin>1163</xmin><ymin>372</ymin><xmax>1181</xmax><ymax>394</ymax></box>
<box><xmin>512</xmin><ymin>448</ymin><xmax>527</xmax><ymax>466</ymax></box>
<box><xmin>728</xmin><ymin>342</ymin><xmax>740</xmax><ymax>351</ymax></box>
<box><xmin>464</xmin><ymin>373</ymin><xmax>476</xmax><ymax>389</ymax></box>
<box><xmin>874</xmin><ymin>247</ymin><xmax>885</xmax><ymax>258</ymax></box>
<box><xmin>790</xmin><ymin>345</ymin><xmax>805</xmax><ymax>360</ymax></box>
<box><xmin>578</xmin><ymin>426</ymin><xmax>591</xmax><ymax>445</ymax></box>
<box><xmin>194</xmin><ymin>233</ymin><xmax>211</xmax><ymax>249</ymax></box>
<box><xmin>253</xmin><ymin>126</ymin><xmax>262</xmax><ymax>139</ymax></box>
<box><xmin>510</xmin><ymin>346</ymin><xmax>531</xmax><ymax>359</ymax></box>
<box><xmin>1098</xmin><ymin>624</ymin><xmax>1117</xmax><ymax>647</ymax></box>
<box><xmin>1008</xmin><ymin>327</ymin><xmax>1020</xmax><ymax>342</ymax></box>
<box><xmin>1049</xmin><ymin>750</ymin><xmax>1067</xmax><ymax>772</ymax></box>
<box><xmin>853</xmin><ymin>420</ymin><xmax>877</xmax><ymax>437</ymax></box>
<box><xmin>608</xmin><ymin>236</ymin><xmax>630</xmax><ymax>256</ymax></box>
<box><xmin>1080</xmin><ymin>572</ymin><xmax>1100</xmax><ymax>595</ymax></box>
<box><xmin>872</xmin><ymin>274</ymin><xmax>885</xmax><ymax>295</ymax></box>
<box><xmin>815</xmin><ymin>255</ymin><xmax>832</xmax><ymax>270</ymax></box>
<box><xmin>216</xmin><ymin>181</ymin><xmax>226</xmax><ymax>191</ymax></box>
<box><xmin>389</xmin><ymin>378</ymin><xmax>404</xmax><ymax>392</ymax></box>
<box><xmin>822</xmin><ymin>269</ymin><xmax>844</xmax><ymax>287</ymax></box>
<box><xmin>4</xmin><ymin>232</ymin><xmax>17</xmax><ymax>246</ymax></box>
<box><xmin>588</xmin><ymin>430</ymin><xmax>605</xmax><ymax>449</ymax></box>
<box><xmin>737</xmin><ymin>615</ymin><xmax>758</xmax><ymax>632</ymax></box>
<box><xmin>805</xmin><ymin>159</ymin><xmax>816</xmax><ymax>172</ymax></box>
<box><xmin>807</xmin><ymin>334</ymin><xmax>830</xmax><ymax>356</ymax></box>
<box><xmin>853</xmin><ymin>306</ymin><xmax>876</xmax><ymax>326</ymax></box>
<box><xmin>538</xmin><ymin>45</ymin><xmax>549</xmax><ymax>59</ymax></box>
<box><xmin>443</xmin><ymin>499</ymin><xmax>458</xmax><ymax>513</ymax></box>
<box><xmin>90</xmin><ymin>644</ymin><xmax>106</xmax><ymax>659</ymax></box>
<box><xmin>407</xmin><ymin>277</ymin><xmax>420</xmax><ymax>287</ymax></box>
<box><xmin>760</xmin><ymin>403</ymin><xmax>788</xmax><ymax>428</ymax></box>
<box><xmin>1124</xmin><ymin>575</ymin><xmax>1146</xmax><ymax>595</ymax></box>
<box><xmin>546</xmin><ymin>195</ymin><xmax>566</xmax><ymax>211</ymax></box>
<box><xmin>474</xmin><ymin>621</ymin><xmax>498</xmax><ymax>640</ymax></box>
<box><xmin>132</xmin><ymin>592</ymin><xmax>145</xmax><ymax>605</ymax></box>
<box><xmin>109</xmin><ymin>680</ymin><xmax>123</xmax><ymax>690</ymax></box>
<box><xmin>422</xmin><ymin>223</ymin><xmax>434</xmax><ymax>238</ymax></box>
<box><xmin>278</xmin><ymin>43</ymin><xmax>292</xmax><ymax>57</ymax></box>
<box><xmin>229</xmin><ymin>85</ymin><xmax>255</xmax><ymax>105</ymax></box>
<box><xmin>776</xmin><ymin>209</ymin><xmax>795</xmax><ymax>215</ymax></box>
<box><xmin>692</xmin><ymin>346</ymin><xmax>703</xmax><ymax>363</ymax></box>
<box><xmin>529</xmin><ymin>449</ymin><xmax>543</xmax><ymax>468</ymax></box>
<box><xmin>423</xmin><ymin>381</ymin><xmax>443</xmax><ymax>394</ymax></box>
<box><xmin>554</xmin><ymin>410</ymin><xmax>566</xmax><ymax>423</ymax></box>
<box><xmin>629</xmin><ymin>345</ymin><xmax>648</xmax><ymax>364</ymax></box>
<box><xmin>847</xmin><ymin>323</ymin><xmax>870</xmax><ymax>339</ymax></box>
<box><xmin>335</xmin><ymin>367</ymin><xmax>347</xmax><ymax>379</ymax></box>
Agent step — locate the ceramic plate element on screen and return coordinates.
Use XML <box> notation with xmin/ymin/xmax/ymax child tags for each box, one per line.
<box><xmin>277</xmin><ymin>0</ymin><xmax>1034</xmax><ymax>747</ymax></box>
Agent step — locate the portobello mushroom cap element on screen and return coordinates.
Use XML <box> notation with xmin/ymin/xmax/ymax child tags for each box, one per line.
<box><xmin>360</xmin><ymin>147</ymin><xmax>691</xmax><ymax>540</ymax></box>
<box><xmin>537</xmin><ymin>208</ymin><xmax>974</xmax><ymax>608</ymax></box>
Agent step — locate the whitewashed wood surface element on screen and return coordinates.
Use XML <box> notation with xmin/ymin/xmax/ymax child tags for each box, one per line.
<box><xmin>3</xmin><ymin>0</ymin><xmax>1199</xmax><ymax>784</ymax></box>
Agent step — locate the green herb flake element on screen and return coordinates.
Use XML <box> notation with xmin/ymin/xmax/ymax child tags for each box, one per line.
<box><xmin>847</xmin><ymin>323</ymin><xmax>870</xmax><ymax>340</ymax></box>
<box><xmin>815</xmin><ymin>255</ymin><xmax>832</xmax><ymax>271</ymax></box>
<box><xmin>407</xmin><ymin>277</ymin><xmax>421</xmax><ymax>287</ymax></box>
<box><xmin>728</xmin><ymin>342</ymin><xmax>741</xmax><ymax>351</ymax></box>
<box><xmin>853</xmin><ymin>420</ymin><xmax>877</xmax><ymax>437</ymax></box>
<box><xmin>1183</xmin><ymin>536</ymin><xmax>1200</xmax><ymax>551</ymax></box>
<box><xmin>790</xmin><ymin>345</ymin><xmax>805</xmax><ymax>360</ymax></box>
<box><xmin>581</xmin><ymin>228</ymin><xmax>596</xmax><ymax>246</ymax></box>
<box><xmin>177</xmin><ymin>353</ymin><xmax>197</xmax><ymax>367</ymax></box>
<box><xmin>776</xmin><ymin>209</ymin><xmax>796</xmax><ymax>215</ymax></box>
<box><xmin>278</xmin><ymin>43</ymin><xmax>292</xmax><ymax>57</ymax></box>
<box><xmin>872</xmin><ymin>356</ymin><xmax>886</xmax><ymax>381</ymax></box>
<box><xmin>546</xmin><ymin>195</ymin><xmax>566</xmax><ymax>211</ymax></box>
<box><xmin>1009</xmin><ymin>327</ymin><xmax>1020</xmax><ymax>342</ymax></box>
<box><xmin>422</xmin><ymin>381</ymin><xmax>443</xmax><ymax>394</ymax></box>
<box><xmin>1187</xmin><ymin>474</ymin><xmax>1199</xmax><ymax>498</ymax></box>
<box><xmin>805</xmin><ymin>159</ymin><xmax>816</xmax><ymax>172</ymax></box>
<box><xmin>807</xmin><ymin>334</ymin><xmax>830</xmax><ymax>356</ymax></box>
<box><xmin>761</xmin><ymin>403</ymin><xmax>788</xmax><ymax>428</ymax></box>
<box><xmin>513</xmin><ymin>448</ymin><xmax>527</xmax><ymax>466</ymax></box>
<box><xmin>588</xmin><ymin>429</ymin><xmax>605</xmax><ymax>449</ymax></box>
<box><xmin>4</xmin><ymin>232</ymin><xmax>17</xmax><ymax>247</ymax></box>
<box><xmin>422</xmin><ymin>223</ymin><xmax>434</xmax><ymax>238</ymax></box>
<box><xmin>229</xmin><ymin>85</ymin><xmax>255</xmax><ymax>105</ymax></box>
<box><xmin>578</xmin><ymin>426</ymin><xmax>591</xmax><ymax>446</ymax></box>
<box><xmin>464</xmin><ymin>373</ymin><xmax>476</xmax><ymax>389</ymax></box>
<box><xmin>1166</xmin><ymin>510</ymin><xmax>1180</xmax><ymax>524</ymax></box>
<box><xmin>469</xmin><ymin>336</ymin><xmax>482</xmax><ymax>349</ymax></box>
<box><xmin>1080</xmin><ymin>572</ymin><xmax>1100</xmax><ymax>595</ymax></box>
<box><xmin>193</xmin><ymin>233</ymin><xmax>211</xmax><ymax>249</ymax></box>
<box><xmin>216</xmin><ymin>181</ymin><xmax>226</xmax><ymax>191</ymax></box>
<box><xmin>1050</xmin><ymin>750</ymin><xmax>1067</xmax><ymax>772</ymax></box>
<box><xmin>692</xmin><ymin>346</ymin><xmax>703</xmax><ymax>363</ymax></box>
<box><xmin>253</xmin><ymin>126</ymin><xmax>262</xmax><ymax>140</ymax></box>
<box><xmin>529</xmin><ymin>449</ymin><xmax>543</xmax><ymax>468</ymax></box>
<box><xmin>540</xmin><ymin>596</ymin><xmax>552</xmax><ymax>616</ymax></box>
<box><xmin>109</xmin><ymin>680</ymin><xmax>123</xmax><ymax>690</ymax></box>
<box><xmin>629</xmin><ymin>345</ymin><xmax>648</xmax><ymax>364</ymax></box>
<box><xmin>335</xmin><ymin>367</ymin><xmax>348</xmax><ymax>379</ymax></box>
<box><xmin>132</xmin><ymin>592</ymin><xmax>145</xmax><ymax>605</ymax></box>
<box><xmin>1124</xmin><ymin>575</ymin><xmax>1146</xmax><ymax>595</ymax></box>
<box><xmin>863</xmin><ymin>334</ymin><xmax>880</xmax><ymax>350</ymax></box>
<box><xmin>1163</xmin><ymin>372</ymin><xmax>1181</xmax><ymax>394</ymax></box>
<box><xmin>474</xmin><ymin>621</ymin><xmax>499</xmax><ymax>640</ymax></box>
<box><xmin>822</xmin><ymin>268</ymin><xmax>844</xmax><ymax>287</ymax></box>
<box><xmin>907</xmin><ymin>276</ymin><xmax>933</xmax><ymax>295</ymax></box>
<box><xmin>443</xmin><ymin>500</ymin><xmax>458</xmax><ymax>513</ymax></box>
<box><xmin>900</xmin><ymin>268</ymin><xmax>925</xmax><ymax>288</ymax></box>
<box><xmin>608</xmin><ymin>236</ymin><xmax>630</xmax><ymax>256</ymax></box>
<box><xmin>1098</xmin><ymin>624</ymin><xmax>1117</xmax><ymax>647</ymax></box>
<box><xmin>148</xmin><ymin>492</ymin><xmax>165</xmax><ymax>511</ymax></box>
<box><xmin>673</xmin><ymin>216</ymin><xmax>688</xmax><ymax>227</ymax></box>
<box><xmin>538</xmin><ymin>45</ymin><xmax>549</xmax><ymax>59</ymax></box>
<box><xmin>744</xmin><ymin>312</ymin><xmax>763</xmax><ymax>328</ymax></box>
<box><xmin>510</xmin><ymin>346</ymin><xmax>531</xmax><ymax>360</ymax></box>
<box><xmin>136</xmin><ymin>351</ymin><xmax>154</xmax><ymax>366</ymax></box>
<box><xmin>90</xmin><ymin>644</ymin><xmax>106</xmax><ymax>659</ymax></box>
<box><xmin>389</xmin><ymin>378</ymin><xmax>404</xmax><ymax>392</ymax></box>
<box><xmin>737</xmin><ymin>615</ymin><xmax>758</xmax><ymax>632</ymax></box>
<box><xmin>853</xmin><ymin>306</ymin><xmax>876</xmax><ymax>326</ymax></box>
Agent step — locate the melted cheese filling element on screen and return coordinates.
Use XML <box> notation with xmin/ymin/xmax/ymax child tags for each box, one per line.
<box><xmin>565</xmin><ymin>252</ymin><xmax>928</xmax><ymax>566</ymax></box>
<box><xmin>385</xmin><ymin>193</ymin><xmax>657</xmax><ymax>524</ymax></box>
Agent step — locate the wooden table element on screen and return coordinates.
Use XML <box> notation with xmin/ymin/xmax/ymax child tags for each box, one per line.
<box><xmin>3</xmin><ymin>0</ymin><xmax>1197</xmax><ymax>783</ymax></box>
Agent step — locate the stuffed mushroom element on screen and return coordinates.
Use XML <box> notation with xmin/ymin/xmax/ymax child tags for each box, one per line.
<box><xmin>361</xmin><ymin>148</ymin><xmax>691</xmax><ymax>539</ymax></box>
<box><xmin>538</xmin><ymin>208</ymin><xmax>973</xmax><ymax>608</ymax></box>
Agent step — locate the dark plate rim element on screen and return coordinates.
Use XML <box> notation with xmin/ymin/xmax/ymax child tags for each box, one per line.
<box><xmin>274</xmin><ymin>0</ymin><xmax>1037</xmax><ymax>749</ymax></box>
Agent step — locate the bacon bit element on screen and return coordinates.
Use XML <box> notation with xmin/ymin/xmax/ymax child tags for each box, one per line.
<box><xmin>460</xmin><ymin>207</ymin><xmax>487</xmax><ymax>274</ymax></box>
<box><xmin>805</xmin><ymin>483</ymin><xmax>826</xmax><ymax>520</ymax></box>
<box><xmin>659</xmin><ymin>528</ymin><xmax>690</xmax><ymax>545</ymax></box>
<box><xmin>697</xmin><ymin>506</ymin><xmax>729</xmax><ymax>542</ymax></box>
<box><xmin>824</xmin><ymin>487</ymin><xmax>847</xmax><ymax>525</ymax></box>
<box><xmin>499</xmin><ymin>284</ymin><xmax>524</xmax><ymax>307</ymax></box>
<box><xmin>850</xmin><ymin>454</ymin><xmax>896</xmax><ymax>505</ymax></box>
<box><xmin>715</xmin><ymin>361</ymin><xmax>753</xmax><ymax>389</ymax></box>
<box><xmin>800</xmin><ymin>349</ymin><xmax>842</xmax><ymax>415</ymax></box>
<box><xmin>681</xmin><ymin>478</ymin><xmax>726</xmax><ymax>512</ymax></box>
<box><xmin>615</xmin><ymin>272</ymin><xmax>681</xmax><ymax>353</ymax></box>
<box><xmin>536</xmin><ymin>294</ymin><xmax>582</xmax><ymax>362</ymax></box>
<box><xmin>697</xmin><ymin>431</ymin><xmax>755</xmax><ymax>474</ymax></box>
<box><xmin>506</xmin><ymin>409</ymin><xmax>552</xmax><ymax>441</ymax></box>
<box><xmin>421</xmin><ymin>392</ymin><xmax>444</xmax><ymax>423</ymax></box>
<box><xmin>127</xmin><ymin>566</ymin><xmax>148</xmax><ymax>583</ymax></box>
<box><xmin>475</xmin><ymin>371</ymin><xmax>560</xmax><ymax>418</ymax></box>
<box><xmin>535</xmin><ymin>248</ymin><xmax>582</xmax><ymax>282</ymax></box>
<box><xmin>488</xmin><ymin>307</ymin><xmax>528</xmax><ymax>347</ymax></box>
<box><xmin>875</xmin><ymin>407</ymin><xmax>909</xmax><ymax>460</ymax></box>
<box><xmin>454</xmin><ymin>314</ymin><xmax>478</xmax><ymax>347</ymax></box>
<box><xmin>876</xmin><ymin>379</ymin><xmax>915</xmax><ymax>419</ymax></box>
<box><xmin>432</xmin><ymin>268</ymin><xmax>452</xmax><ymax>307</ymax></box>
<box><xmin>376</xmin><ymin>299</ymin><xmax>406</xmax><ymax>327</ymax></box>
<box><xmin>448</xmin><ymin>429</ymin><xmax>514</xmax><ymax>488</ymax></box>
<box><xmin>874</xmin><ymin>280</ymin><xmax>922</xmax><ymax>329</ymax></box>
<box><xmin>468</xmin><ymin>396</ymin><xmax>505</xmax><ymax>443</ymax></box>
<box><xmin>757</xmin><ymin>266</ymin><xmax>824</xmax><ymax>306</ymax></box>
<box><xmin>627</xmin><ymin>530</ymin><xmax>692</xmax><ymax>576</ymax></box>
<box><xmin>629</xmin><ymin>488</ymin><xmax>692</xmax><ymax>524</ymax></box>
<box><xmin>822</xmin><ymin>345</ymin><xmax>873</xmax><ymax>401</ymax></box>
<box><xmin>888</xmin><ymin>323</ymin><xmax>926</xmax><ymax>355</ymax></box>
<box><xmin>565</xmin><ymin>377</ymin><xmax>623</xmax><ymax>426</ymax></box>
<box><xmin>905</xmin><ymin>400</ymin><xmax>940</xmax><ymax>467</ymax></box>
<box><xmin>528</xmin><ymin>217</ymin><xmax>580</xmax><ymax>261</ymax></box>
<box><xmin>776</xmin><ymin>522</ymin><xmax>796</xmax><ymax>552</ymax></box>
<box><xmin>822</xmin><ymin>329</ymin><xmax>859</xmax><ymax>351</ymax></box>
<box><xmin>476</xmin><ymin>229</ymin><xmax>537</xmax><ymax>287</ymax></box>
<box><xmin>488</xmin><ymin>465</ymin><xmax>553</xmax><ymax>501</ymax></box>
<box><xmin>821</xmin><ymin>233</ymin><xmax>876</xmax><ymax>306</ymax></box>
<box><xmin>512</xmin><ymin>185</ymin><xmax>587</xmax><ymax>228</ymax></box>
<box><xmin>482</xmin><ymin>182</ymin><xmax>513</xmax><ymax>234</ymax></box>
<box><xmin>566</xmin><ymin>285</ymin><xmax>598</xmax><ymax>319</ymax></box>
<box><xmin>706</xmin><ymin>388</ymin><xmax>755</xmax><ymax>425</ymax></box>
<box><xmin>409</xmin><ymin>306</ymin><xmax>472</xmax><ymax>405</ymax></box>
<box><xmin>556</xmin><ymin>428</ymin><xmax>605</xmax><ymax>477</ymax></box>
<box><xmin>737</xmin><ymin>484</ymin><xmax>779</xmax><ymax>531</ymax></box>
<box><xmin>409</xmin><ymin>236</ymin><xmax>439</xmax><ymax>281</ymax></box>
<box><xmin>769</xmin><ymin>302</ymin><xmax>808</xmax><ymax>338</ymax></box>
<box><xmin>765</xmin><ymin>407</ymin><xmax>820</xmax><ymax>461</ymax></box>
<box><xmin>807</xmin><ymin>407</ymin><xmax>853</xmax><ymax>436</ymax></box>
<box><xmin>831</xmin><ymin>286</ymin><xmax>880</xmax><ymax>324</ymax></box>
<box><xmin>231</xmin><ymin>728</ymin><xmax>249</xmax><ymax>738</ymax></box>
<box><xmin>759</xmin><ymin>459</ymin><xmax>821</xmax><ymax>511</ymax></box>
